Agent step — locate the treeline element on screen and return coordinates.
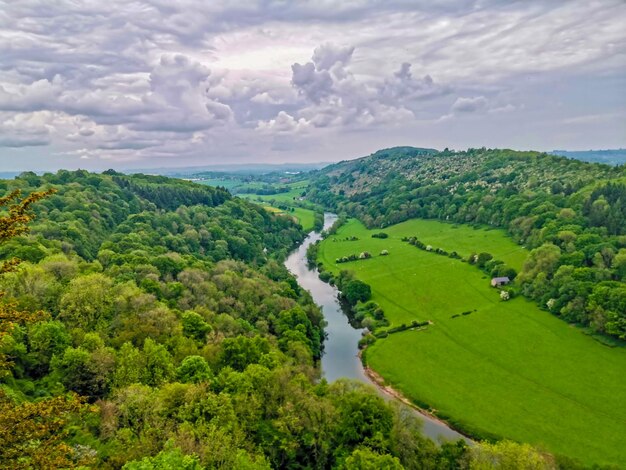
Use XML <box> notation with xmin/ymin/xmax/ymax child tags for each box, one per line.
<box><xmin>111</xmin><ymin>173</ymin><xmax>231</xmax><ymax>211</ymax></box>
<box><xmin>236</xmin><ymin>185</ymin><xmax>290</xmax><ymax>196</ymax></box>
<box><xmin>307</xmin><ymin>147</ymin><xmax>626</xmax><ymax>340</ymax></box>
<box><xmin>0</xmin><ymin>170</ymin><xmax>302</xmax><ymax>263</ymax></box>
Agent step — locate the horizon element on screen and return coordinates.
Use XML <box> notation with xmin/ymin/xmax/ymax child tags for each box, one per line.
<box><xmin>0</xmin><ymin>1</ymin><xmax>625</xmax><ymax>172</ymax></box>
<box><xmin>1</xmin><ymin>145</ymin><xmax>625</xmax><ymax>176</ymax></box>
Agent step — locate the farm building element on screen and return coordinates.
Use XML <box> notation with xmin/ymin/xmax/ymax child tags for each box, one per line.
<box><xmin>491</xmin><ymin>277</ymin><xmax>511</xmax><ymax>287</ymax></box>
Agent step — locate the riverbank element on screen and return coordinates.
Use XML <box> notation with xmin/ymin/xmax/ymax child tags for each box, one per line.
<box><xmin>359</xmin><ymin>348</ymin><xmax>473</xmax><ymax>443</ymax></box>
<box><xmin>284</xmin><ymin>213</ymin><xmax>467</xmax><ymax>442</ymax></box>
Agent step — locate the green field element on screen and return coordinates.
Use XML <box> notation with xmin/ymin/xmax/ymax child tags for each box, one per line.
<box><xmin>259</xmin><ymin>205</ymin><xmax>316</xmax><ymax>232</ymax></box>
<box><xmin>318</xmin><ymin>218</ymin><xmax>626</xmax><ymax>466</ymax></box>
<box><xmin>238</xmin><ymin>180</ymin><xmax>320</xmax><ymax>232</ymax></box>
<box><xmin>239</xmin><ymin>180</ymin><xmax>311</xmax><ymax>205</ymax></box>
<box><xmin>195</xmin><ymin>177</ymin><xmax>246</xmax><ymax>191</ymax></box>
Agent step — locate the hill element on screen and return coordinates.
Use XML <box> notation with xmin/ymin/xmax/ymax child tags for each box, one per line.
<box><xmin>306</xmin><ymin>147</ymin><xmax>626</xmax><ymax>340</ymax></box>
<box><xmin>551</xmin><ymin>149</ymin><xmax>626</xmax><ymax>166</ymax></box>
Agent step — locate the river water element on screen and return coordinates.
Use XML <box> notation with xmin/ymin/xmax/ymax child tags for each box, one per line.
<box><xmin>284</xmin><ymin>213</ymin><xmax>467</xmax><ymax>442</ymax></box>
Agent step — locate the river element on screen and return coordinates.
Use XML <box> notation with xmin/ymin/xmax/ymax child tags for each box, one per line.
<box><xmin>284</xmin><ymin>213</ymin><xmax>468</xmax><ymax>442</ymax></box>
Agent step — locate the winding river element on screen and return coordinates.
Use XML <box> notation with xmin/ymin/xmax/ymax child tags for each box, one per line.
<box><xmin>284</xmin><ymin>213</ymin><xmax>468</xmax><ymax>442</ymax></box>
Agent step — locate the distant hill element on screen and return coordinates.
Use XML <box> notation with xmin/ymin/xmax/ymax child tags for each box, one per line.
<box><xmin>0</xmin><ymin>171</ymin><xmax>24</xmax><ymax>179</ymax></box>
<box><xmin>129</xmin><ymin>162</ymin><xmax>331</xmax><ymax>176</ymax></box>
<box><xmin>550</xmin><ymin>149</ymin><xmax>626</xmax><ymax>165</ymax></box>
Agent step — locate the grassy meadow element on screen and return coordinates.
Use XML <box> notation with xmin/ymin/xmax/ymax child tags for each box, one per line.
<box><xmin>195</xmin><ymin>177</ymin><xmax>246</xmax><ymax>191</ymax></box>
<box><xmin>259</xmin><ymin>205</ymin><xmax>316</xmax><ymax>232</ymax></box>
<box><xmin>317</xmin><ymin>218</ymin><xmax>626</xmax><ymax>466</ymax></box>
<box><xmin>239</xmin><ymin>180</ymin><xmax>319</xmax><ymax>232</ymax></box>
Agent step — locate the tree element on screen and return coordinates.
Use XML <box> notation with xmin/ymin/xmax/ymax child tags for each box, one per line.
<box><xmin>343</xmin><ymin>280</ymin><xmax>372</xmax><ymax>306</ymax></box>
<box><xmin>220</xmin><ymin>335</ymin><xmax>270</xmax><ymax>371</ymax></box>
<box><xmin>52</xmin><ymin>346</ymin><xmax>115</xmax><ymax>399</ymax></box>
<box><xmin>141</xmin><ymin>338</ymin><xmax>175</xmax><ymax>386</ymax></box>
<box><xmin>0</xmin><ymin>188</ymin><xmax>92</xmax><ymax>468</ymax></box>
<box><xmin>0</xmin><ymin>393</ymin><xmax>92</xmax><ymax>469</ymax></box>
<box><xmin>123</xmin><ymin>447</ymin><xmax>204</xmax><ymax>470</ymax></box>
<box><xmin>475</xmin><ymin>252</ymin><xmax>494</xmax><ymax>268</ymax></box>
<box><xmin>470</xmin><ymin>440</ymin><xmax>554</xmax><ymax>469</ymax></box>
<box><xmin>182</xmin><ymin>311</ymin><xmax>212</xmax><ymax>342</ymax></box>
<box><xmin>114</xmin><ymin>342</ymin><xmax>143</xmax><ymax>388</ymax></box>
<box><xmin>0</xmin><ymin>188</ymin><xmax>56</xmax><ymax>274</ymax></box>
<box><xmin>177</xmin><ymin>355</ymin><xmax>212</xmax><ymax>383</ymax></box>
<box><xmin>27</xmin><ymin>320</ymin><xmax>71</xmax><ymax>376</ymax></box>
<box><xmin>59</xmin><ymin>273</ymin><xmax>114</xmax><ymax>331</ymax></box>
<box><xmin>343</xmin><ymin>447</ymin><xmax>404</xmax><ymax>469</ymax></box>
<box><xmin>0</xmin><ymin>189</ymin><xmax>55</xmax><ymax>369</ymax></box>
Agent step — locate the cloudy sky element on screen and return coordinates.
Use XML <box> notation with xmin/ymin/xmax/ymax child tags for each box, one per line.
<box><xmin>0</xmin><ymin>0</ymin><xmax>625</xmax><ymax>171</ymax></box>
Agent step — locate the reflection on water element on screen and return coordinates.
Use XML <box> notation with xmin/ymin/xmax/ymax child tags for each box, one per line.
<box><xmin>284</xmin><ymin>213</ymin><xmax>469</xmax><ymax>442</ymax></box>
<box><xmin>284</xmin><ymin>213</ymin><xmax>368</xmax><ymax>383</ymax></box>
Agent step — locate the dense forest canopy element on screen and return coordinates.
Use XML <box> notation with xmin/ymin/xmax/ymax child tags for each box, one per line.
<box><xmin>306</xmin><ymin>147</ymin><xmax>626</xmax><ymax>340</ymax></box>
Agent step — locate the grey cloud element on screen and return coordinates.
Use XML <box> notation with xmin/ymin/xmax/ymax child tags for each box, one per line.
<box><xmin>312</xmin><ymin>44</ymin><xmax>355</xmax><ymax>71</ymax></box>
<box><xmin>451</xmin><ymin>96</ymin><xmax>488</xmax><ymax>113</ymax></box>
<box><xmin>379</xmin><ymin>63</ymin><xmax>451</xmax><ymax>104</ymax></box>
<box><xmin>0</xmin><ymin>136</ymin><xmax>50</xmax><ymax>147</ymax></box>
<box><xmin>282</xmin><ymin>44</ymin><xmax>441</xmax><ymax>130</ymax></box>
<box><xmin>291</xmin><ymin>62</ymin><xmax>333</xmax><ymax>104</ymax></box>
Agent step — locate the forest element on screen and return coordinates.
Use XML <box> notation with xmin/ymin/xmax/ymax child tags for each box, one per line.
<box><xmin>306</xmin><ymin>147</ymin><xmax>626</xmax><ymax>341</ymax></box>
<box><xmin>0</xmin><ymin>170</ymin><xmax>567</xmax><ymax>469</ymax></box>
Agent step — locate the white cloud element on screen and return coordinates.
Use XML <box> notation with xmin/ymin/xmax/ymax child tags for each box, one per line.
<box><xmin>451</xmin><ymin>96</ymin><xmax>488</xmax><ymax>114</ymax></box>
<box><xmin>256</xmin><ymin>111</ymin><xmax>310</xmax><ymax>134</ymax></box>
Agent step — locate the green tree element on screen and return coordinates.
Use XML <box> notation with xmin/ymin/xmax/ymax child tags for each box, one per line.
<box><xmin>470</xmin><ymin>440</ymin><xmax>554</xmax><ymax>469</ymax></box>
<box><xmin>343</xmin><ymin>280</ymin><xmax>372</xmax><ymax>306</ymax></box>
<box><xmin>220</xmin><ymin>335</ymin><xmax>270</xmax><ymax>371</ymax></box>
<box><xmin>27</xmin><ymin>320</ymin><xmax>71</xmax><ymax>375</ymax></box>
<box><xmin>182</xmin><ymin>311</ymin><xmax>212</xmax><ymax>342</ymax></box>
<box><xmin>177</xmin><ymin>355</ymin><xmax>212</xmax><ymax>383</ymax></box>
<box><xmin>52</xmin><ymin>346</ymin><xmax>114</xmax><ymax>399</ymax></box>
<box><xmin>343</xmin><ymin>447</ymin><xmax>404</xmax><ymax>469</ymax></box>
<box><xmin>141</xmin><ymin>338</ymin><xmax>175</xmax><ymax>386</ymax></box>
<box><xmin>114</xmin><ymin>342</ymin><xmax>143</xmax><ymax>388</ymax></box>
<box><xmin>59</xmin><ymin>273</ymin><xmax>114</xmax><ymax>330</ymax></box>
<box><xmin>123</xmin><ymin>447</ymin><xmax>204</xmax><ymax>470</ymax></box>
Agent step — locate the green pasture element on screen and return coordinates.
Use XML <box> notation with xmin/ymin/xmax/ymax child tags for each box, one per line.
<box><xmin>237</xmin><ymin>180</ymin><xmax>320</xmax><ymax>232</ymax></box>
<box><xmin>251</xmin><ymin>204</ymin><xmax>315</xmax><ymax>232</ymax></box>
<box><xmin>239</xmin><ymin>180</ymin><xmax>311</xmax><ymax>204</ymax></box>
<box><xmin>195</xmin><ymin>177</ymin><xmax>245</xmax><ymax>191</ymax></box>
<box><xmin>317</xmin><ymin>218</ymin><xmax>626</xmax><ymax>466</ymax></box>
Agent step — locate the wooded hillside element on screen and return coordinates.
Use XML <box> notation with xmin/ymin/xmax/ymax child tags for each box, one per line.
<box><xmin>307</xmin><ymin>147</ymin><xmax>626</xmax><ymax>340</ymax></box>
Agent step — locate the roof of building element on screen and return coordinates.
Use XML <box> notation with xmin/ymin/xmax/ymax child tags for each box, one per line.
<box><xmin>491</xmin><ymin>277</ymin><xmax>511</xmax><ymax>283</ymax></box>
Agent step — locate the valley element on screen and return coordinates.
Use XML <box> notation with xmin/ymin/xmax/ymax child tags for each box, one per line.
<box><xmin>316</xmin><ymin>218</ymin><xmax>626</xmax><ymax>466</ymax></box>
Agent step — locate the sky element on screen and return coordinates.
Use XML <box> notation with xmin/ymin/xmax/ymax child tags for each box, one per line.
<box><xmin>0</xmin><ymin>0</ymin><xmax>625</xmax><ymax>172</ymax></box>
